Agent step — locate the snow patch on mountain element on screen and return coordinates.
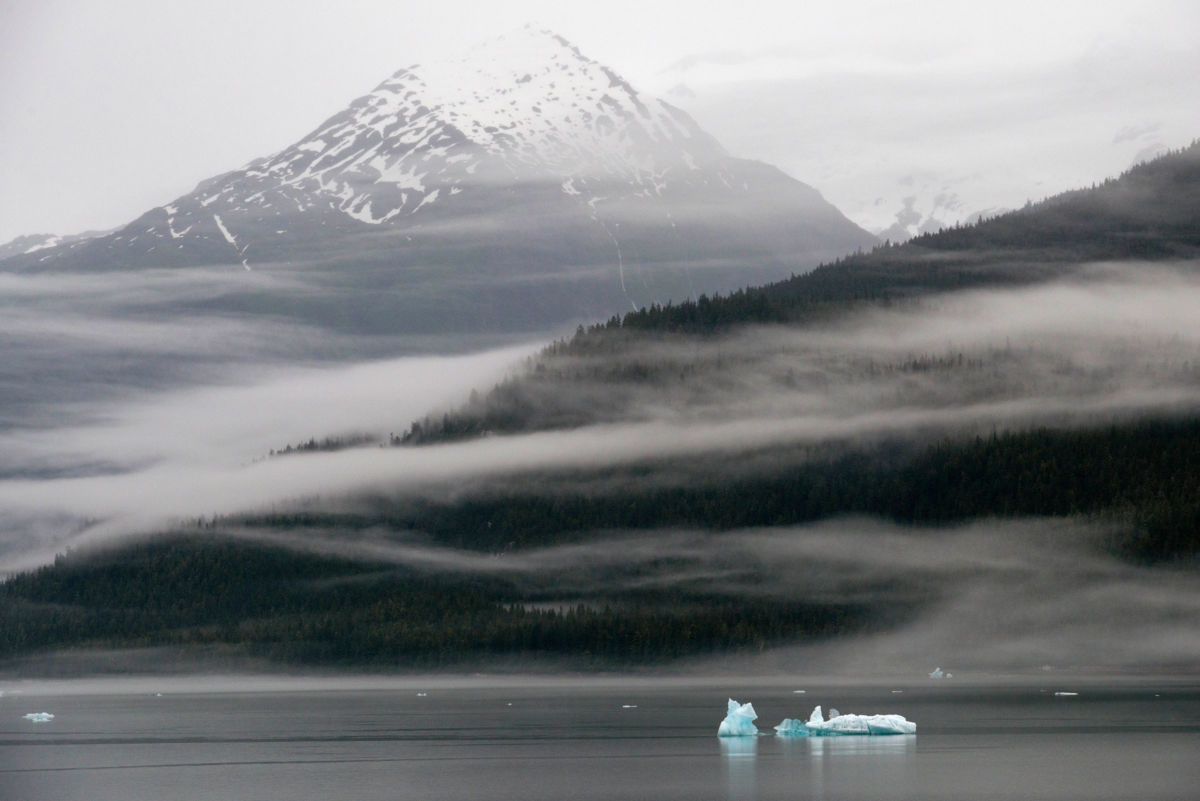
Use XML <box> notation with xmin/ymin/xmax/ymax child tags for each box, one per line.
<box><xmin>212</xmin><ymin>214</ymin><xmax>250</xmax><ymax>270</ymax></box>
<box><xmin>0</xmin><ymin>229</ymin><xmax>110</xmax><ymax>262</ymax></box>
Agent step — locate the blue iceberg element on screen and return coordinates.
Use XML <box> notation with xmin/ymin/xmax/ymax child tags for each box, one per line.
<box><xmin>717</xmin><ymin>698</ymin><xmax>759</xmax><ymax>736</ymax></box>
<box><xmin>775</xmin><ymin>705</ymin><xmax>916</xmax><ymax>737</ymax></box>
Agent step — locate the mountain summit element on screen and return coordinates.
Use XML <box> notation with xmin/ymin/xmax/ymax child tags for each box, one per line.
<box><xmin>6</xmin><ymin>27</ymin><xmax>874</xmax><ymax>333</ymax></box>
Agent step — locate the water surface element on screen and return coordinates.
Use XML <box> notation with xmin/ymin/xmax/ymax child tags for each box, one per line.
<box><xmin>2</xmin><ymin>677</ymin><xmax>1197</xmax><ymax>800</ymax></box>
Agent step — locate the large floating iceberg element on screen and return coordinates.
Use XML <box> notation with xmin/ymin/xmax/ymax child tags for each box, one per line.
<box><xmin>717</xmin><ymin>699</ymin><xmax>759</xmax><ymax>737</ymax></box>
<box><xmin>775</xmin><ymin>705</ymin><xmax>916</xmax><ymax>737</ymax></box>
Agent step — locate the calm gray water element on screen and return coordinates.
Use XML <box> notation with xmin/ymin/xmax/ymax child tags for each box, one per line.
<box><xmin>2</xmin><ymin>678</ymin><xmax>1198</xmax><ymax>800</ymax></box>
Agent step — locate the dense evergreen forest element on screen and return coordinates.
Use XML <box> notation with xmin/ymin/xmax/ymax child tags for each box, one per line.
<box><xmin>3</xmin><ymin>415</ymin><xmax>1195</xmax><ymax>671</ymax></box>
<box><xmin>0</xmin><ymin>535</ymin><xmax>890</xmax><ymax>670</ymax></box>
<box><xmin>265</xmin><ymin>418</ymin><xmax>1200</xmax><ymax>561</ymax></box>
<box><xmin>4</xmin><ymin>143</ymin><xmax>1199</xmax><ymax>672</ymax></box>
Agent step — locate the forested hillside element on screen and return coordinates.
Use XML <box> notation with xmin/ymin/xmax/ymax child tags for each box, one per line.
<box><xmin>403</xmin><ymin>142</ymin><xmax>1200</xmax><ymax>444</ymax></box>
<box><xmin>3</xmin><ymin>144</ymin><xmax>1198</xmax><ymax>673</ymax></box>
<box><xmin>0</xmin><ymin>535</ymin><xmax>892</xmax><ymax>670</ymax></box>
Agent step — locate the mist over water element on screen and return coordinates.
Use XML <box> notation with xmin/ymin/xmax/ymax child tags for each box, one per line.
<box><xmin>0</xmin><ymin>265</ymin><xmax>554</xmax><ymax>564</ymax></box>
<box><xmin>180</xmin><ymin>515</ymin><xmax>1200</xmax><ymax>674</ymax></box>
<box><xmin>1</xmin><ymin>264</ymin><xmax>1198</xmax><ymax>572</ymax></box>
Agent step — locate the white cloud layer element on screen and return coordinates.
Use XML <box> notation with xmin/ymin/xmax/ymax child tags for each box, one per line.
<box><xmin>1</xmin><ymin>265</ymin><xmax>1196</xmax><ymax>572</ymax></box>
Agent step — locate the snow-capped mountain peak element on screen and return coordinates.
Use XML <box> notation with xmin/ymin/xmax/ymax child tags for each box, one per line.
<box><xmin>108</xmin><ymin>26</ymin><xmax>732</xmax><ymax>254</ymax></box>
<box><xmin>389</xmin><ymin>25</ymin><xmax>720</xmax><ymax>174</ymax></box>
<box><xmin>227</xmin><ymin>26</ymin><xmax>723</xmax><ymax>224</ymax></box>
<box><xmin>5</xmin><ymin>25</ymin><xmax>874</xmax><ymax>327</ymax></box>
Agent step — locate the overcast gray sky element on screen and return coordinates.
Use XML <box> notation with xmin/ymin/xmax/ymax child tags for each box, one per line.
<box><xmin>2</xmin><ymin>0</ymin><xmax>1198</xmax><ymax>243</ymax></box>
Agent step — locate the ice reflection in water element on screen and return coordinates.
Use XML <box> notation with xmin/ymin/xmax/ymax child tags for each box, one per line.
<box><xmin>720</xmin><ymin>735</ymin><xmax>758</xmax><ymax>800</ymax></box>
<box><xmin>725</xmin><ymin>733</ymin><xmax>916</xmax><ymax>800</ymax></box>
<box><xmin>807</xmin><ymin>734</ymin><xmax>914</xmax><ymax>801</ymax></box>
<box><xmin>806</xmin><ymin>734</ymin><xmax>915</xmax><ymax>758</ymax></box>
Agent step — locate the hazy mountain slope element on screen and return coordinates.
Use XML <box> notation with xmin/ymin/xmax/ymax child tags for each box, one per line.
<box><xmin>0</xmin><ymin>230</ymin><xmax>109</xmax><ymax>262</ymax></box>
<box><xmin>761</xmin><ymin>140</ymin><xmax>1200</xmax><ymax>310</ymax></box>
<box><xmin>400</xmin><ymin>142</ymin><xmax>1200</xmax><ymax>443</ymax></box>
<box><xmin>1</xmin><ymin>27</ymin><xmax>873</xmax><ymax>335</ymax></box>
<box><xmin>4</xmin><ymin>141</ymin><xmax>1197</xmax><ymax>675</ymax></box>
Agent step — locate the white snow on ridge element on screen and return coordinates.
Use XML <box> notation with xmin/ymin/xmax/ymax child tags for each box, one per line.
<box><xmin>343</xmin><ymin>199</ymin><xmax>378</xmax><ymax>224</ymax></box>
<box><xmin>413</xmin><ymin>188</ymin><xmax>440</xmax><ymax>212</ymax></box>
<box><xmin>212</xmin><ymin>214</ymin><xmax>250</xmax><ymax>270</ymax></box>
<box><xmin>212</xmin><ymin>214</ymin><xmax>237</xmax><ymax>247</ymax></box>
<box><xmin>23</xmin><ymin>235</ymin><xmax>62</xmax><ymax>254</ymax></box>
<box><xmin>168</xmin><ymin>222</ymin><xmax>193</xmax><ymax>239</ymax></box>
<box><xmin>372</xmin><ymin>159</ymin><xmax>426</xmax><ymax>191</ymax></box>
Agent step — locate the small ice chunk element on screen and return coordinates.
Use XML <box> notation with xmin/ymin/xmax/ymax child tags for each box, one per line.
<box><xmin>774</xmin><ymin>718</ymin><xmax>809</xmax><ymax>736</ymax></box>
<box><xmin>1054</xmin><ymin>692</ymin><xmax>1078</xmax><ymax>697</ymax></box>
<box><xmin>792</xmin><ymin>690</ymin><xmax>806</xmax><ymax>694</ymax></box>
<box><xmin>929</xmin><ymin>667</ymin><xmax>952</xmax><ymax>679</ymax></box>
<box><xmin>23</xmin><ymin>712</ymin><xmax>54</xmax><ymax>722</ymax></box>
<box><xmin>717</xmin><ymin>699</ymin><xmax>759</xmax><ymax>737</ymax></box>
<box><xmin>622</xmin><ymin>704</ymin><xmax>638</xmax><ymax>709</ymax></box>
<box><xmin>416</xmin><ymin>692</ymin><xmax>427</xmax><ymax>697</ymax></box>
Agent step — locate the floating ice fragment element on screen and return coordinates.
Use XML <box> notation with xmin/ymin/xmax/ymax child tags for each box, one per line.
<box><xmin>416</xmin><ymin>692</ymin><xmax>427</xmax><ymax>697</ymax></box>
<box><xmin>622</xmin><ymin>704</ymin><xmax>638</xmax><ymax>708</ymax></box>
<box><xmin>774</xmin><ymin>718</ymin><xmax>809</xmax><ymax>736</ymax></box>
<box><xmin>929</xmin><ymin>667</ymin><xmax>952</xmax><ymax>679</ymax></box>
<box><xmin>717</xmin><ymin>699</ymin><xmax>759</xmax><ymax>737</ymax></box>
<box><xmin>792</xmin><ymin>690</ymin><xmax>806</xmax><ymax>694</ymax></box>
<box><xmin>776</xmin><ymin>706</ymin><xmax>916</xmax><ymax>737</ymax></box>
<box><xmin>891</xmin><ymin>690</ymin><xmax>904</xmax><ymax>694</ymax></box>
<box><xmin>1054</xmin><ymin>692</ymin><xmax>1078</xmax><ymax>697</ymax></box>
<box><xmin>23</xmin><ymin>712</ymin><xmax>54</xmax><ymax>722</ymax></box>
